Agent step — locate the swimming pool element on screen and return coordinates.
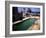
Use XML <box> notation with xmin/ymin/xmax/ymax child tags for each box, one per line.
<box><xmin>13</xmin><ymin>18</ymin><xmax>37</xmax><ymax>31</ymax></box>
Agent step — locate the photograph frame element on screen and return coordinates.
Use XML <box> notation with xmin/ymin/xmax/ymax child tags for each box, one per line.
<box><xmin>5</xmin><ymin>1</ymin><xmax>45</xmax><ymax>37</ymax></box>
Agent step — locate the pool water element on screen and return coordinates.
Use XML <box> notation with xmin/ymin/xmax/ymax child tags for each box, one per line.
<box><xmin>13</xmin><ymin>18</ymin><xmax>37</xmax><ymax>31</ymax></box>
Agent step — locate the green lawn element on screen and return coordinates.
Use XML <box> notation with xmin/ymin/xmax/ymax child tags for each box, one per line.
<box><xmin>13</xmin><ymin>18</ymin><xmax>36</xmax><ymax>31</ymax></box>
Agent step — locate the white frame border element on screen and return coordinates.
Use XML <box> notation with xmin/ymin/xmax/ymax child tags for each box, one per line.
<box><xmin>10</xmin><ymin>4</ymin><xmax>43</xmax><ymax>34</ymax></box>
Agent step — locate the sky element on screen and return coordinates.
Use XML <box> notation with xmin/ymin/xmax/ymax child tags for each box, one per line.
<box><xmin>18</xmin><ymin>7</ymin><xmax>40</xmax><ymax>13</ymax></box>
